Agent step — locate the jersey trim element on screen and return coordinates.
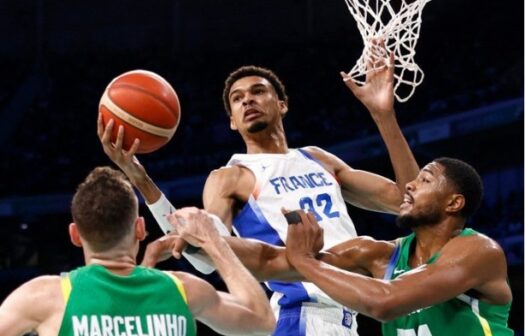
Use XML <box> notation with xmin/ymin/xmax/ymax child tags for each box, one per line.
<box><xmin>164</xmin><ymin>271</ymin><xmax>188</xmax><ymax>304</ymax></box>
<box><xmin>457</xmin><ymin>294</ymin><xmax>493</xmax><ymax>336</ymax></box>
<box><xmin>297</xmin><ymin>148</ymin><xmax>339</xmax><ymax>184</ymax></box>
<box><xmin>60</xmin><ymin>273</ymin><xmax>72</xmax><ymax>303</ymax></box>
<box><xmin>383</xmin><ymin>239</ymin><xmax>402</xmax><ymax>280</ymax></box>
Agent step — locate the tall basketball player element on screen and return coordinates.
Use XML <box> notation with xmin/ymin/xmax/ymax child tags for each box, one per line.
<box><xmin>98</xmin><ymin>52</ymin><xmax>420</xmax><ymax>335</ymax></box>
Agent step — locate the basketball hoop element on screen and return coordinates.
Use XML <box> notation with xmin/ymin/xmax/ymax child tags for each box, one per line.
<box><xmin>344</xmin><ymin>0</ymin><xmax>431</xmax><ymax>102</ymax></box>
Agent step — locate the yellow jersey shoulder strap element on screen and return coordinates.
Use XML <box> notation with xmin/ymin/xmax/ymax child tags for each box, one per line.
<box><xmin>163</xmin><ymin>271</ymin><xmax>188</xmax><ymax>304</ymax></box>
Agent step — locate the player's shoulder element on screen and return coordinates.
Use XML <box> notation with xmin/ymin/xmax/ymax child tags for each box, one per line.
<box><xmin>169</xmin><ymin>271</ymin><xmax>216</xmax><ymax>301</ymax></box>
<box><xmin>206</xmin><ymin>165</ymin><xmax>248</xmax><ymax>187</ymax></box>
<box><xmin>301</xmin><ymin>145</ymin><xmax>330</xmax><ymax>158</ymax></box>
<box><xmin>330</xmin><ymin>235</ymin><xmax>395</xmax><ymax>259</ymax></box>
<box><xmin>354</xmin><ymin>236</ymin><xmax>396</xmax><ymax>256</ymax></box>
<box><xmin>301</xmin><ymin>146</ymin><xmax>348</xmax><ymax>168</ymax></box>
<box><xmin>15</xmin><ymin>275</ymin><xmax>62</xmax><ymax>301</ymax></box>
<box><xmin>445</xmin><ymin>229</ymin><xmax>506</xmax><ymax>261</ymax></box>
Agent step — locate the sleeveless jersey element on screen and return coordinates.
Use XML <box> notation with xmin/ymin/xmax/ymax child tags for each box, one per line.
<box><xmin>227</xmin><ymin>149</ymin><xmax>358</xmax><ymax>322</ymax></box>
<box><xmin>58</xmin><ymin>264</ymin><xmax>196</xmax><ymax>336</ymax></box>
<box><xmin>382</xmin><ymin>228</ymin><xmax>513</xmax><ymax>336</ymax></box>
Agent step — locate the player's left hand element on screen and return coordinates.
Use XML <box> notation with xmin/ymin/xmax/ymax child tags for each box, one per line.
<box><xmin>141</xmin><ymin>233</ymin><xmax>184</xmax><ymax>267</ymax></box>
<box><xmin>285</xmin><ymin>210</ymin><xmax>324</xmax><ymax>265</ymax></box>
<box><xmin>340</xmin><ymin>38</ymin><xmax>395</xmax><ymax>120</ymax></box>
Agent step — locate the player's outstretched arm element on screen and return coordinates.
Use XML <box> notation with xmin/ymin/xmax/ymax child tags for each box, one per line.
<box><xmin>303</xmin><ymin>146</ymin><xmax>405</xmax><ymax>214</ymax></box>
<box><xmin>142</xmin><ymin>215</ymin><xmax>378</xmax><ymax>281</ymax></box>
<box><xmin>0</xmin><ymin>276</ymin><xmax>62</xmax><ymax>336</ymax></box>
<box><xmin>340</xmin><ymin>40</ymin><xmax>419</xmax><ymax>210</ymax></box>
<box><xmin>286</xmin><ymin>212</ymin><xmax>512</xmax><ymax>322</ymax></box>
<box><xmin>168</xmin><ymin>208</ymin><xmax>275</xmax><ymax>334</ymax></box>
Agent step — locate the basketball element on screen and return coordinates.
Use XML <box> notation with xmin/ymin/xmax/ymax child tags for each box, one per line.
<box><xmin>99</xmin><ymin>70</ymin><xmax>180</xmax><ymax>154</ymax></box>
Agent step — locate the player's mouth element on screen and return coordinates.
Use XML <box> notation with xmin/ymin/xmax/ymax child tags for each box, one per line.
<box><xmin>400</xmin><ymin>192</ymin><xmax>414</xmax><ymax>209</ymax></box>
<box><xmin>244</xmin><ymin>108</ymin><xmax>263</xmax><ymax>122</ymax></box>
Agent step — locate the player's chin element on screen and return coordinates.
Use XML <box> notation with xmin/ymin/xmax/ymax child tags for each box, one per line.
<box><xmin>247</xmin><ymin>121</ymin><xmax>269</xmax><ymax>133</ymax></box>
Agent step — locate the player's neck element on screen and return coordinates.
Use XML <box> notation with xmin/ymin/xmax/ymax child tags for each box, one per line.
<box><xmin>84</xmin><ymin>250</ymin><xmax>138</xmax><ymax>276</ymax></box>
<box><xmin>411</xmin><ymin>222</ymin><xmax>460</xmax><ymax>267</ymax></box>
<box><xmin>243</xmin><ymin>127</ymin><xmax>288</xmax><ymax>154</ymax></box>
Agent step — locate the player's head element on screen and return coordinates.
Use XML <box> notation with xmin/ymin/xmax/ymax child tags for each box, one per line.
<box><xmin>397</xmin><ymin>157</ymin><xmax>483</xmax><ymax>229</ymax></box>
<box><xmin>70</xmin><ymin>167</ymin><xmax>144</xmax><ymax>252</ymax></box>
<box><xmin>223</xmin><ymin>66</ymin><xmax>289</xmax><ymax>134</ymax></box>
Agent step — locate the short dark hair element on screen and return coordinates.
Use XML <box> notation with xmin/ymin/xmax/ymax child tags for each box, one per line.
<box><xmin>71</xmin><ymin>167</ymin><xmax>137</xmax><ymax>252</ymax></box>
<box><xmin>434</xmin><ymin>157</ymin><xmax>484</xmax><ymax>218</ymax></box>
<box><xmin>222</xmin><ymin>65</ymin><xmax>288</xmax><ymax>116</ymax></box>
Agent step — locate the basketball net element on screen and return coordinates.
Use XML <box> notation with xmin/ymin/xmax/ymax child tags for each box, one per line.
<box><xmin>344</xmin><ymin>0</ymin><xmax>431</xmax><ymax>102</ymax></box>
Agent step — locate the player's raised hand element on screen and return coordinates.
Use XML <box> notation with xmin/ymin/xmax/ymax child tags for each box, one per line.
<box><xmin>97</xmin><ymin>113</ymin><xmax>146</xmax><ymax>184</ymax></box>
<box><xmin>340</xmin><ymin>38</ymin><xmax>395</xmax><ymax>119</ymax></box>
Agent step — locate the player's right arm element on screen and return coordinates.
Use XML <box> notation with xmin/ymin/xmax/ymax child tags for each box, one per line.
<box><xmin>168</xmin><ymin>208</ymin><xmax>275</xmax><ymax>335</ymax></box>
<box><xmin>142</xmin><ymin>225</ymin><xmax>385</xmax><ymax>281</ymax></box>
<box><xmin>0</xmin><ymin>276</ymin><xmax>63</xmax><ymax>336</ymax></box>
<box><xmin>286</xmin><ymin>212</ymin><xmax>513</xmax><ymax>322</ymax></box>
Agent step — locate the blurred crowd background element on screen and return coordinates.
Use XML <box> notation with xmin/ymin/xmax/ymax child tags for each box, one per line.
<box><xmin>0</xmin><ymin>0</ymin><xmax>523</xmax><ymax>334</ymax></box>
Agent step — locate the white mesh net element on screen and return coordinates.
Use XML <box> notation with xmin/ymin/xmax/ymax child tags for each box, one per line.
<box><xmin>344</xmin><ymin>0</ymin><xmax>431</xmax><ymax>102</ymax></box>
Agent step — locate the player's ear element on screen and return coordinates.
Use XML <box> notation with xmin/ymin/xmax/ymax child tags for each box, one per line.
<box><xmin>229</xmin><ymin>114</ymin><xmax>238</xmax><ymax>131</ymax></box>
<box><xmin>279</xmin><ymin>100</ymin><xmax>288</xmax><ymax>117</ymax></box>
<box><xmin>445</xmin><ymin>194</ymin><xmax>465</xmax><ymax>215</ymax></box>
<box><xmin>69</xmin><ymin>223</ymin><xmax>83</xmax><ymax>247</ymax></box>
<box><xmin>135</xmin><ymin>217</ymin><xmax>147</xmax><ymax>241</ymax></box>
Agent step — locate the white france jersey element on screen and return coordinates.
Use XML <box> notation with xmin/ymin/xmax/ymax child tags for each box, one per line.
<box><xmin>226</xmin><ymin>148</ymin><xmax>358</xmax><ymax>309</ymax></box>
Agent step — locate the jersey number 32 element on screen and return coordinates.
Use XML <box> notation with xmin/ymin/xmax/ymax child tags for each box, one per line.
<box><xmin>299</xmin><ymin>193</ymin><xmax>340</xmax><ymax>221</ymax></box>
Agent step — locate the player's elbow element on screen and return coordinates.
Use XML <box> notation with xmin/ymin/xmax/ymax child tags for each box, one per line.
<box><xmin>367</xmin><ymin>296</ymin><xmax>401</xmax><ymax>322</ymax></box>
<box><xmin>243</xmin><ymin>311</ymin><xmax>276</xmax><ymax>335</ymax></box>
<box><xmin>258</xmin><ymin>312</ymin><xmax>277</xmax><ymax>334</ymax></box>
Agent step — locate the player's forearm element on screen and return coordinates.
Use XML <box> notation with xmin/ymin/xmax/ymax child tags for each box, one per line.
<box><xmin>202</xmin><ymin>238</ymin><xmax>273</xmax><ymax>316</ymax></box>
<box><xmin>225</xmin><ymin>237</ymin><xmax>303</xmax><ymax>281</ymax></box>
<box><xmin>292</xmin><ymin>256</ymin><xmax>397</xmax><ymax>321</ymax></box>
<box><xmin>374</xmin><ymin>113</ymin><xmax>419</xmax><ymax>196</ymax></box>
<box><xmin>131</xmin><ymin>174</ymin><xmax>162</xmax><ymax>204</ymax></box>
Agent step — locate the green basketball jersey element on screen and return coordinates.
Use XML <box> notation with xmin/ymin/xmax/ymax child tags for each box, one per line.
<box><xmin>58</xmin><ymin>264</ymin><xmax>196</xmax><ymax>336</ymax></box>
<box><xmin>382</xmin><ymin>228</ymin><xmax>513</xmax><ymax>336</ymax></box>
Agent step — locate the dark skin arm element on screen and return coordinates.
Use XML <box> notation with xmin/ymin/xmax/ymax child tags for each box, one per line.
<box><xmin>142</xmin><ymin>221</ymin><xmax>393</xmax><ymax>281</ymax></box>
<box><xmin>286</xmin><ymin>211</ymin><xmax>513</xmax><ymax>322</ymax></box>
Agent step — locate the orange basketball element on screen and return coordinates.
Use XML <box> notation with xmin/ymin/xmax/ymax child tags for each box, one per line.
<box><xmin>99</xmin><ymin>70</ymin><xmax>180</xmax><ymax>153</ymax></box>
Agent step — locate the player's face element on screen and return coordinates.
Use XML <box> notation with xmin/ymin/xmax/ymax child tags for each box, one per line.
<box><xmin>397</xmin><ymin>162</ymin><xmax>451</xmax><ymax>229</ymax></box>
<box><xmin>228</xmin><ymin>76</ymin><xmax>287</xmax><ymax>134</ymax></box>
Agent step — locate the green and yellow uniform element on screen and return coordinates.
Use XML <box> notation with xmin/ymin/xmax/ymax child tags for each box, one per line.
<box><xmin>58</xmin><ymin>264</ymin><xmax>196</xmax><ymax>336</ymax></box>
<box><xmin>382</xmin><ymin>228</ymin><xmax>513</xmax><ymax>336</ymax></box>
